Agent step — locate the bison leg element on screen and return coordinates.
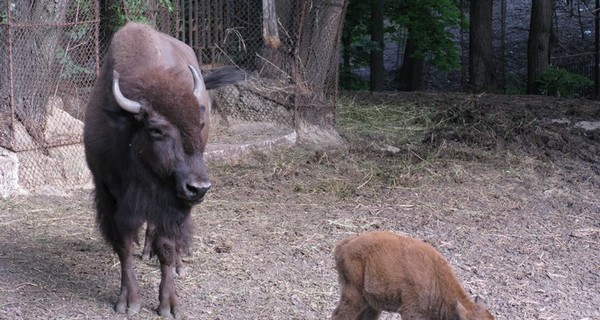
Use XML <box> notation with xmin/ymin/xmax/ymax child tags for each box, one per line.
<box><xmin>143</xmin><ymin>223</ymin><xmax>187</xmax><ymax>279</ymax></box>
<box><xmin>173</xmin><ymin>247</ymin><xmax>187</xmax><ymax>278</ymax></box>
<box><xmin>142</xmin><ymin>222</ymin><xmax>188</xmax><ymax>278</ymax></box>
<box><xmin>114</xmin><ymin>240</ymin><xmax>142</xmax><ymax>315</ymax></box>
<box><xmin>154</xmin><ymin>236</ymin><xmax>182</xmax><ymax>319</ymax></box>
<box><xmin>95</xmin><ymin>184</ymin><xmax>142</xmax><ymax>315</ymax></box>
<box><xmin>141</xmin><ymin>222</ymin><xmax>155</xmax><ymax>260</ymax></box>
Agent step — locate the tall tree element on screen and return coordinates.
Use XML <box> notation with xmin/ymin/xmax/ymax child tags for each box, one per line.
<box><xmin>469</xmin><ymin>0</ymin><xmax>496</xmax><ymax>92</ymax></box>
<box><xmin>339</xmin><ymin>0</ymin><xmax>461</xmax><ymax>91</ymax></box>
<box><xmin>370</xmin><ymin>0</ymin><xmax>385</xmax><ymax>91</ymax></box>
<box><xmin>262</xmin><ymin>0</ymin><xmax>281</xmax><ymax>50</ymax></box>
<box><xmin>527</xmin><ymin>0</ymin><xmax>554</xmax><ymax>94</ymax></box>
<box><xmin>339</xmin><ymin>0</ymin><xmax>370</xmax><ymax>89</ymax></box>
<box><xmin>397</xmin><ymin>35</ymin><xmax>424</xmax><ymax>91</ymax></box>
<box><xmin>256</xmin><ymin>0</ymin><xmax>348</xmax><ymax>146</ymax></box>
<box><xmin>390</xmin><ymin>0</ymin><xmax>461</xmax><ymax>91</ymax></box>
<box><xmin>297</xmin><ymin>0</ymin><xmax>347</xmax><ymax>99</ymax></box>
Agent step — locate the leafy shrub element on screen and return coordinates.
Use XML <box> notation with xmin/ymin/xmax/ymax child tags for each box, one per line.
<box><xmin>537</xmin><ymin>66</ymin><xmax>593</xmax><ymax>98</ymax></box>
<box><xmin>339</xmin><ymin>66</ymin><xmax>369</xmax><ymax>90</ymax></box>
<box><xmin>110</xmin><ymin>0</ymin><xmax>173</xmax><ymax>29</ymax></box>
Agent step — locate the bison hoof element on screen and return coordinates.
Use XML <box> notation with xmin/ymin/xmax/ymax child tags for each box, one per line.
<box><xmin>115</xmin><ymin>291</ymin><xmax>141</xmax><ymax>315</ymax></box>
<box><xmin>158</xmin><ymin>304</ymin><xmax>182</xmax><ymax>319</ymax></box>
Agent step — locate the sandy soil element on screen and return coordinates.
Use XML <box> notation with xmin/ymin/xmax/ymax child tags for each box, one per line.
<box><xmin>0</xmin><ymin>92</ymin><xmax>599</xmax><ymax>320</ymax></box>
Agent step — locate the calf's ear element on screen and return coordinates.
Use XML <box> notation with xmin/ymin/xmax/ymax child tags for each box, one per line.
<box><xmin>474</xmin><ymin>295</ymin><xmax>487</xmax><ymax>306</ymax></box>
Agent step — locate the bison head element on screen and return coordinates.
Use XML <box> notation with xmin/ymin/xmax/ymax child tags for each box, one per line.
<box><xmin>112</xmin><ymin>66</ymin><xmax>211</xmax><ymax>205</ymax></box>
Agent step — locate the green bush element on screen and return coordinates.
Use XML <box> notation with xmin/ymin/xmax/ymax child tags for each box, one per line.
<box><xmin>110</xmin><ymin>0</ymin><xmax>173</xmax><ymax>29</ymax></box>
<box><xmin>339</xmin><ymin>66</ymin><xmax>369</xmax><ymax>90</ymax></box>
<box><xmin>537</xmin><ymin>66</ymin><xmax>593</xmax><ymax>98</ymax></box>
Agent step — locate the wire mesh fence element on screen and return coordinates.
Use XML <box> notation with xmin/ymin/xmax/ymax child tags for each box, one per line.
<box><xmin>0</xmin><ymin>1</ymin><xmax>99</xmax><ymax>189</ymax></box>
<box><xmin>0</xmin><ymin>0</ymin><xmax>344</xmax><ymax>190</ymax></box>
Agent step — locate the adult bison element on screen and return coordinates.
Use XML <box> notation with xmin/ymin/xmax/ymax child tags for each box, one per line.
<box><xmin>84</xmin><ymin>22</ymin><xmax>244</xmax><ymax>318</ymax></box>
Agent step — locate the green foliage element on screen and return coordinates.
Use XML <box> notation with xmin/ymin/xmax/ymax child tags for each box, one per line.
<box><xmin>341</xmin><ymin>1</ymin><xmax>372</xmax><ymax>68</ymax></box>
<box><xmin>340</xmin><ymin>0</ymin><xmax>463</xmax><ymax>89</ymax></box>
<box><xmin>50</xmin><ymin>1</ymin><xmax>97</xmax><ymax>81</ymax></box>
<box><xmin>66</xmin><ymin>25</ymin><xmax>88</xmax><ymax>41</ymax></box>
<box><xmin>387</xmin><ymin>0</ymin><xmax>462</xmax><ymax>71</ymax></box>
<box><xmin>109</xmin><ymin>0</ymin><xmax>149</xmax><ymax>27</ymax></box>
<box><xmin>55</xmin><ymin>47</ymin><xmax>95</xmax><ymax>79</ymax></box>
<box><xmin>339</xmin><ymin>66</ymin><xmax>369</xmax><ymax>90</ymax></box>
<box><xmin>537</xmin><ymin>66</ymin><xmax>593</xmax><ymax>98</ymax></box>
<box><xmin>505</xmin><ymin>72</ymin><xmax>527</xmax><ymax>95</ymax></box>
<box><xmin>0</xmin><ymin>2</ymin><xmax>15</xmax><ymax>24</ymax></box>
<box><xmin>110</xmin><ymin>0</ymin><xmax>173</xmax><ymax>29</ymax></box>
<box><xmin>343</xmin><ymin>0</ymin><xmax>462</xmax><ymax>69</ymax></box>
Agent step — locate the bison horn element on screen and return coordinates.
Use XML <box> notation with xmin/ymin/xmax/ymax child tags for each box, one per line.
<box><xmin>112</xmin><ymin>70</ymin><xmax>142</xmax><ymax>114</ymax></box>
<box><xmin>188</xmin><ymin>65</ymin><xmax>205</xmax><ymax>97</ymax></box>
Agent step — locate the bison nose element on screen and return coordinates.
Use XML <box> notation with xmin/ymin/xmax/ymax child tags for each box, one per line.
<box><xmin>184</xmin><ymin>181</ymin><xmax>211</xmax><ymax>201</ymax></box>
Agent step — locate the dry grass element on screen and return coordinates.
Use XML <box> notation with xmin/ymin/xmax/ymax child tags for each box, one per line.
<box><xmin>1</xmin><ymin>92</ymin><xmax>599</xmax><ymax>320</ymax></box>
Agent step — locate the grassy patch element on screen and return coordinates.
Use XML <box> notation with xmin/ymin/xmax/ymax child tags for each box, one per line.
<box><xmin>337</xmin><ymin>95</ymin><xmax>439</xmax><ymax>147</ymax></box>
<box><xmin>334</xmin><ymin>92</ymin><xmax>541</xmax><ymax>189</ymax></box>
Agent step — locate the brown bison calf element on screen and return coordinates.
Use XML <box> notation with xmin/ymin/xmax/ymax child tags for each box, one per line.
<box><xmin>331</xmin><ymin>231</ymin><xmax>494</xmax><ymax>320</ymax></box>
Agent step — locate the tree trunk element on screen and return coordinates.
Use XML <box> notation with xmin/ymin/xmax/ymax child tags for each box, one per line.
<box><xmin>459</xmin><ymin>0</ymin><xmax>468</xmax><ymax>90</ymax></box>
<box><xmin>297</xmin><ymin>0</ymin><xmax>347</xmax><ymax>99</ymax></box>
<box><xmin>469</xmin><ymin>0</ymin><xmax>496</xmax><ymax>92</ymax></box>
<box><xmin>369</xmin><ymin>0</ymin><xmax>385</xmax><ymax>91</ymax></box>
<box><xmin>258</xmin><ymin>0</ymin><xmax>293</xmax><ymax>79</ymax></box>
<box><xmin>3</xmin><ymin>0</ymin><xmax>71</xmax><ymax>145</ymax></box>
<box><xmin>295</xmin><ymin>0</ymin><xmax>348</xmax><ymax>148</ymax></box>
<box><xmin>263</xmin><ymin>0</ymin><xmax>281</xmax><ymax>49</ymax></box>
<box><xmin>499</xmin><ymin>0</ymin><xmax>507</xmax><ymax>92</ymax></box>
<box><xmin>527</xmin><ymin>0</ymin><xmax>554</xmax><ymax>94</ymax></box>
<box><xmin>398</xmin><ymin>36</ymin><xmax>424</xmax><ymax>91</ymax></box>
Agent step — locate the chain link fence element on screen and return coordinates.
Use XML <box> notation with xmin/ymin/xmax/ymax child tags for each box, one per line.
<box><xmin>0</xmin><ymin>1</ymin><xmax>99</xmax><ymax>190</ymax></box>
<box><xmin>0</xmin><ymin>0</ymin><xmax>345</xmax><ymax>191</ymax></box>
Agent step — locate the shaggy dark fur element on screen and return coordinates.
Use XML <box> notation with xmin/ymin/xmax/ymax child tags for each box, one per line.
<box><xmin>83</xmin><ymin>22</ymin><xmax>244</xmax><ymax>319</ymax></box>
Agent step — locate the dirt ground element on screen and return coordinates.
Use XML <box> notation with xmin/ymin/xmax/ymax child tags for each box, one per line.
<box><xmin>0</xmin><ymin>92</ymin><xmax>599</xmax><ymax>320</ymax></box>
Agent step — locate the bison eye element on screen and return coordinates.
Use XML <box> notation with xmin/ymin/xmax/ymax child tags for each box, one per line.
<box><xmin>148</xmin><ymin>127</ymin><xmax>164</xmax><ymax>138</ymax></box>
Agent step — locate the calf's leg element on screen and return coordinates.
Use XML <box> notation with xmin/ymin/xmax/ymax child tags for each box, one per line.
<box><xmin>331</xmin><ymin>286</ymin><xmax>371</xmax><ymax>320</ymax></box>
<box><xmin>358</xmin><ymin>306</ymin><xmax>382</xmax><ymax>320</ymax></box>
